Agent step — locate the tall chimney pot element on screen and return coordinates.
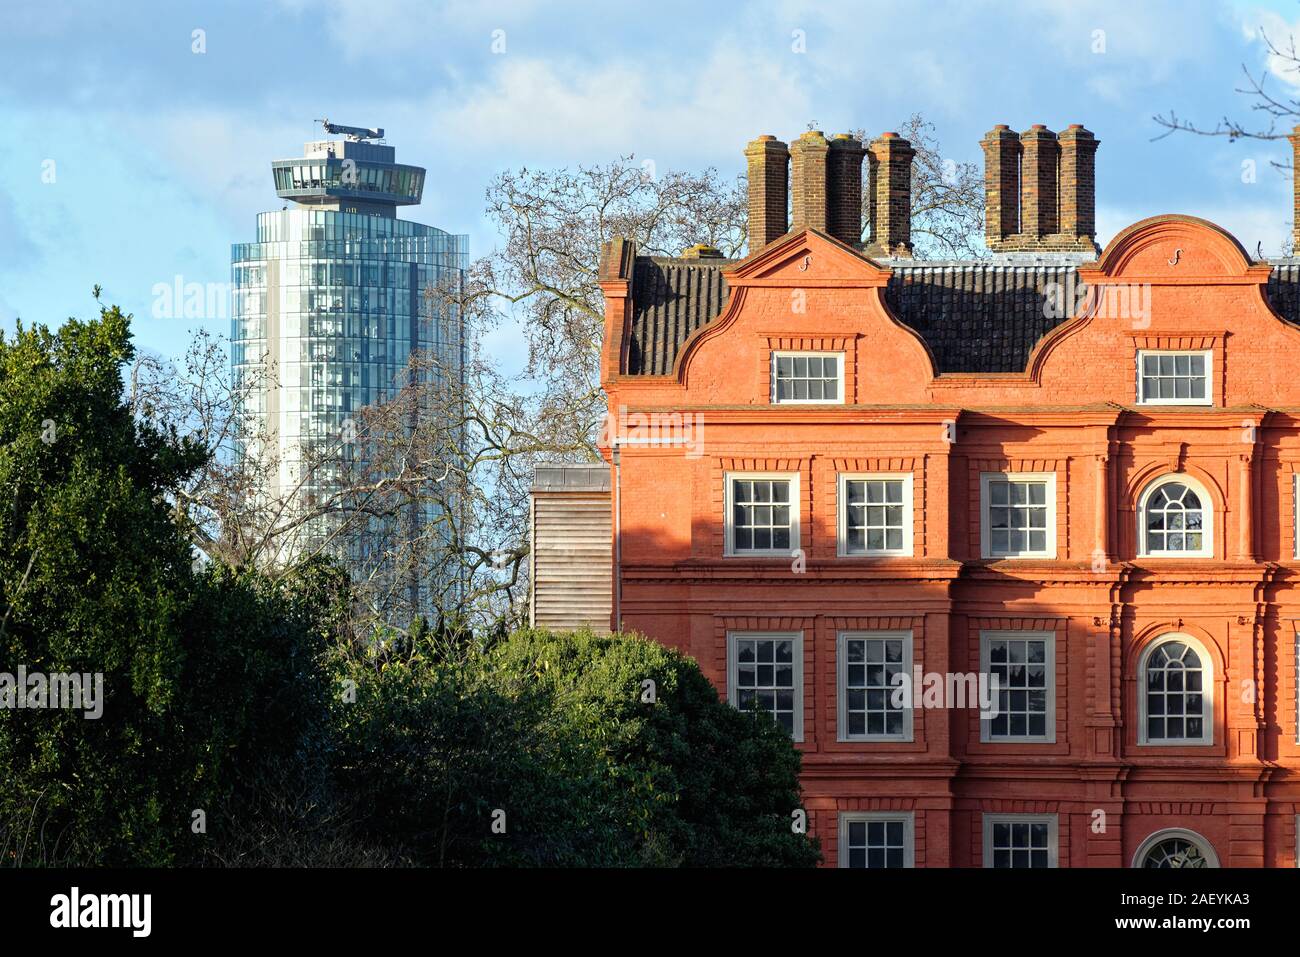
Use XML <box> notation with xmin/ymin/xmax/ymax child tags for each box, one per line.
<box><xmin>1288</xmin><ymin>125</ymin><xmax>1300</xmax><ymax>255</ymax></box>
<box><xmin>866</xmin><ymin>133</ymin><xmax>915</xmax><ymax>257</ymax></box>
<box><xmin>1020</xmin><ymin>125</ymin><xmax>1060</xmax><ymax>239</ymax></box>
<box><xmin>789</xmin><ymin>130</ymin><xmax>831</xmax><ymax>232</ymax></box>
<box><xmin>982</xmin><ymin>121</ymin><xmax>1099</xmax><ymax>254</ymax></box>
<box><xmin>982</xmin><ymin>124</ymin><xmax>1022</xmax><ymax>250</ymax></box>
<box><xmin>1058</xmin><ymin>124</ymin><xmax>1099</xmax><ymax>246</ymax></box>
<box><xmin>827</xmin><ymin>133</ymin><xmax>867</xmax><ymax>246</ymax></box>
<box><xmin>744</xmin><ymin>135</ymin><xmax>790</xmax><ymax>253</ymax></box>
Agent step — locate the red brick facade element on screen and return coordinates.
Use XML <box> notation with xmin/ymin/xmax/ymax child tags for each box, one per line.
<box><xmin>600</xmin><ymin>212</ymin><xmax>1300</xmax><ymax>868</ymax></box>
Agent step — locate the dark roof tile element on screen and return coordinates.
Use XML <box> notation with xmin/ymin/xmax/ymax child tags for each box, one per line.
<box><xmin>620</xmin><ymin>254</ymin><xmax>1300</xmax><ymax>376</ymax></box>
<box><xmin>627</xmin><ymin>256</ymin><xmax>733</xmax><ymax>375</ymax></box>
<box><xmin>1267</xmin><ymin>262</ymin><xmax>1300</xmax><ymax>322</ymax></box>
<box><xmin>885</xmin><ymin>264</ymin><xmax>1082</xmax><ymax>373</ymax></box>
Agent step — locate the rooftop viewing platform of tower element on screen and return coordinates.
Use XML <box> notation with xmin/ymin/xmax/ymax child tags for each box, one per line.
<box><xmin>271</xmin><ymin>119</ymin><xmax>424</xmax><ymax>217</ymax></box>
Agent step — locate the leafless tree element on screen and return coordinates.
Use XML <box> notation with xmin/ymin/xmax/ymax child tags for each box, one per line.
<box><xmin>336</xmin><ymin>298</ymin><xmax>594</xmax><ymax>632</ymax></box>
<box><xmin>1152</xmin><ymin>26</ymin><xmax>1300</xmax><ymax>254</ymax></box>
<box><xmin>896</xmin><ymin>113</ymin><xmax>986</xmax><ymax>259</ymax></box>
<box><xmin>1154</xmin><ymin>28</ymin><xmax>1300</xmax><ymax>151</ymax></box>
<box><xmin>129</xmin><ymin>333</ymin><xmax>391</xmax><ymax>581</ymax></box>
<box><xmin>128</xmin><ymin>310</ymin><xmax>589</xmax><ymax>635</ymax></box>
<box><xmin>843</xmin><ymin>114</ymin><xmax>986</xmax><ymax>259</ymax></box>
<box><xmin>465</xmin><ymin>160</ymin><xmax>748</xmax><ymax>427</ymax></box>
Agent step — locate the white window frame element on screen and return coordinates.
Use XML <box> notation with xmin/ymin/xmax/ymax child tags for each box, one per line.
<box><xmin>979</xmin><ymin>630</ymin><xmax>1056</xmax><ymax>743</ymax></box>
<box><xmin>838</xmin><ymin>811</ymin><xmax>915</xmax><ymax>868</ymax></box>
<box><xmin>979</xmin><ymin>472</ymin><xmax>1057</xmax><ymax>560</ymax></box>
<box><xmin>982</xmin><ymin>813</ymin><xmax>1059</xmax><ymax>868</ymax></box>
<box><xmin>724</xmin><ymin>472</ymin><xmax>800</xmax><ymax>558</ymax></box>
<box><xmin>1136</xmin><ymin>474</ymin><xmax>1213</xmax><ymax>558</ymax></box>
<box><xmin>1132</xmin><ymin>828</ymin><xmax>1219</xmax><ymax>868</ymax></box>
<box><xmin>770</xmin><ymin>350</ymin><xmax>845</xmax><ymax>405</ymax></box>
<box><xmin>1137</xmin><ymin>634</ymin><xmax>1213</xmax><ymax>746</ymax></box>
<box><xmin>727</xmin><ymin>631</ymin><xmax>804</xmax><ymax>742</ymax></box>
<box><xmin>837</xmin><ymin>473</ymin><xmax>914</xmax><ymax>557</ymax></box>
<box><xmin>1136</xmin><ymin>349</ymin><xmax>1213</xmax><ymax>406</ymax></box>
<box><xmin>837</xmin><ymin>630</ymin><xmax>914</xmax><ymax>742</ymax></box>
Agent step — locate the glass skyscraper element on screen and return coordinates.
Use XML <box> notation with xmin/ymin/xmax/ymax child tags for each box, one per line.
<box><xmin>231</xmin><ymin>123</ymin><xmax>467</xmax><ymax>622</ymax></box>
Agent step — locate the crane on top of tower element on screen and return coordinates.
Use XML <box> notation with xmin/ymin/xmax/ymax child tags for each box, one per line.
<box><xmin>317</xmin><ymin>119</ymin><xmax>384</xmax><ymax>141</ymax></box>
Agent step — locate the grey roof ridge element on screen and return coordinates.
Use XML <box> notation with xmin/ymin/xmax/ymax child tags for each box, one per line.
<box><xmin>638</xmin><ymin>254</ymin><xmax>739</xmax><ymax>266</ymax></box>
<box><xmin>878</xmin><ymin>255</ymin><xmax>1094</xmax><ymax>269</ymax></box>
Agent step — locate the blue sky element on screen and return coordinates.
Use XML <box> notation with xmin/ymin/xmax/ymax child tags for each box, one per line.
<box><xmin>3</xmin><ymin>0</ymin><xmax>1300</xmax><ymax>369</ymax></box>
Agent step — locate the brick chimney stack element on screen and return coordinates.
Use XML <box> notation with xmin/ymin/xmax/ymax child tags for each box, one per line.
<box><xmin>1058</xmin><ymin>124</ymin><xmax>1098</xmax><ymax>243</ymax></box>
<box><xmin>982</xmin><ymin>125</ymin><xmax>1022</xmax><ymax>248</ymax></box>
<box><xmin>827</xmin><ymin>134</ymin><xmax>866</xmax><ymax>246</ymax></box>
<box><xmin>982</xmin><ymin>122</ymin><xmax>1099</xmax><ymax>254</ymax></box>
<box><xmin>866</xmin><ymin>132</ymin><xmax>916</xmax><ymax>258</ymax></box>
<box><xmin>744</xmin><ymin>135</ymin><xmax>789</xmax><ymax>254</ymax></box>
<box><xmin>1020</xmin><ymin>125</ymin><xmax>1060</xmax><ymax>239</ymax></box>
<box><xmin>1289</xmin><ymin>124</ymin><xmax>1300</xmax><ymax>254</ymax></box>
<box><xmin>789</xmin><ymin>130</ymin><xmax>831</xmax><ymax>232</ymax></box>
<box><xmin>745</xmin><ymin>128</ymin><xmax>914</xmax><ymax>255</ymax></box>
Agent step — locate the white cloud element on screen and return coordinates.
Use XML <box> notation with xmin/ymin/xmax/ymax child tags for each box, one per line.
<box><xmin>755</xmin><ymin>0</ymin><xmax>1221</xmax><ymax>114</ymax></box>
<box><xmin>278</xmin><ymin>0</ymin><xmax>543</xmax><ymax>61</ymax></box>
<box><xmin>124</xmin><ymin>109</ymin><xmax>316</xmax><ymax>229</ymax></box>
<box><xmin>426</xmin><ymin>44</ymin><xmax>814</xmax><ymax>165</ymax></box>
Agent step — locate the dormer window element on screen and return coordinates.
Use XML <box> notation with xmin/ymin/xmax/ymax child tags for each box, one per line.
<box><xmin>771</xmin><ymin>352</ymin><xmax>843</xmax><ymax>404</ymax></box>
<box><xmin>1136</xmin><ymin>350</ymin><xmax>1212</xmax><ymax>406</ymax></box>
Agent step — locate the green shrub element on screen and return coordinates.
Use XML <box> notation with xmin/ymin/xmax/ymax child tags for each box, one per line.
<box><xmin>333</xmin><ymin>628</ymin><xmax>821</xmax><ymax>867</ymax></box>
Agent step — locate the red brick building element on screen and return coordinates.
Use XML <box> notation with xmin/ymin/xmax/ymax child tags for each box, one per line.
<box><xmin>587</xmin><ymin>123</ymin><xmax>1300</xmax><ymax>867</ymax></box>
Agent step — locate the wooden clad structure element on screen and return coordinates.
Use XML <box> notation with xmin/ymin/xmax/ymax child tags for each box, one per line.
<box><xmin>529</xmin><ymin>464</ymin><xmax>612</xmax><ymax>633</ymax></box>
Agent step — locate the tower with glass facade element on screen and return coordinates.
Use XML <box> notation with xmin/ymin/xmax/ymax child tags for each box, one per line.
<box><xmin>231</xmin><ymin>123</ymin><xmax>467</xmax><ymax>622</ymax></box>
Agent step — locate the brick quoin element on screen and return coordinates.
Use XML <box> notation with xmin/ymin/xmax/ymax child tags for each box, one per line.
<box><xmin>596</xmin><ymin>125</ymin><xmax>1300</xmax><ymax>868</ymax></box>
